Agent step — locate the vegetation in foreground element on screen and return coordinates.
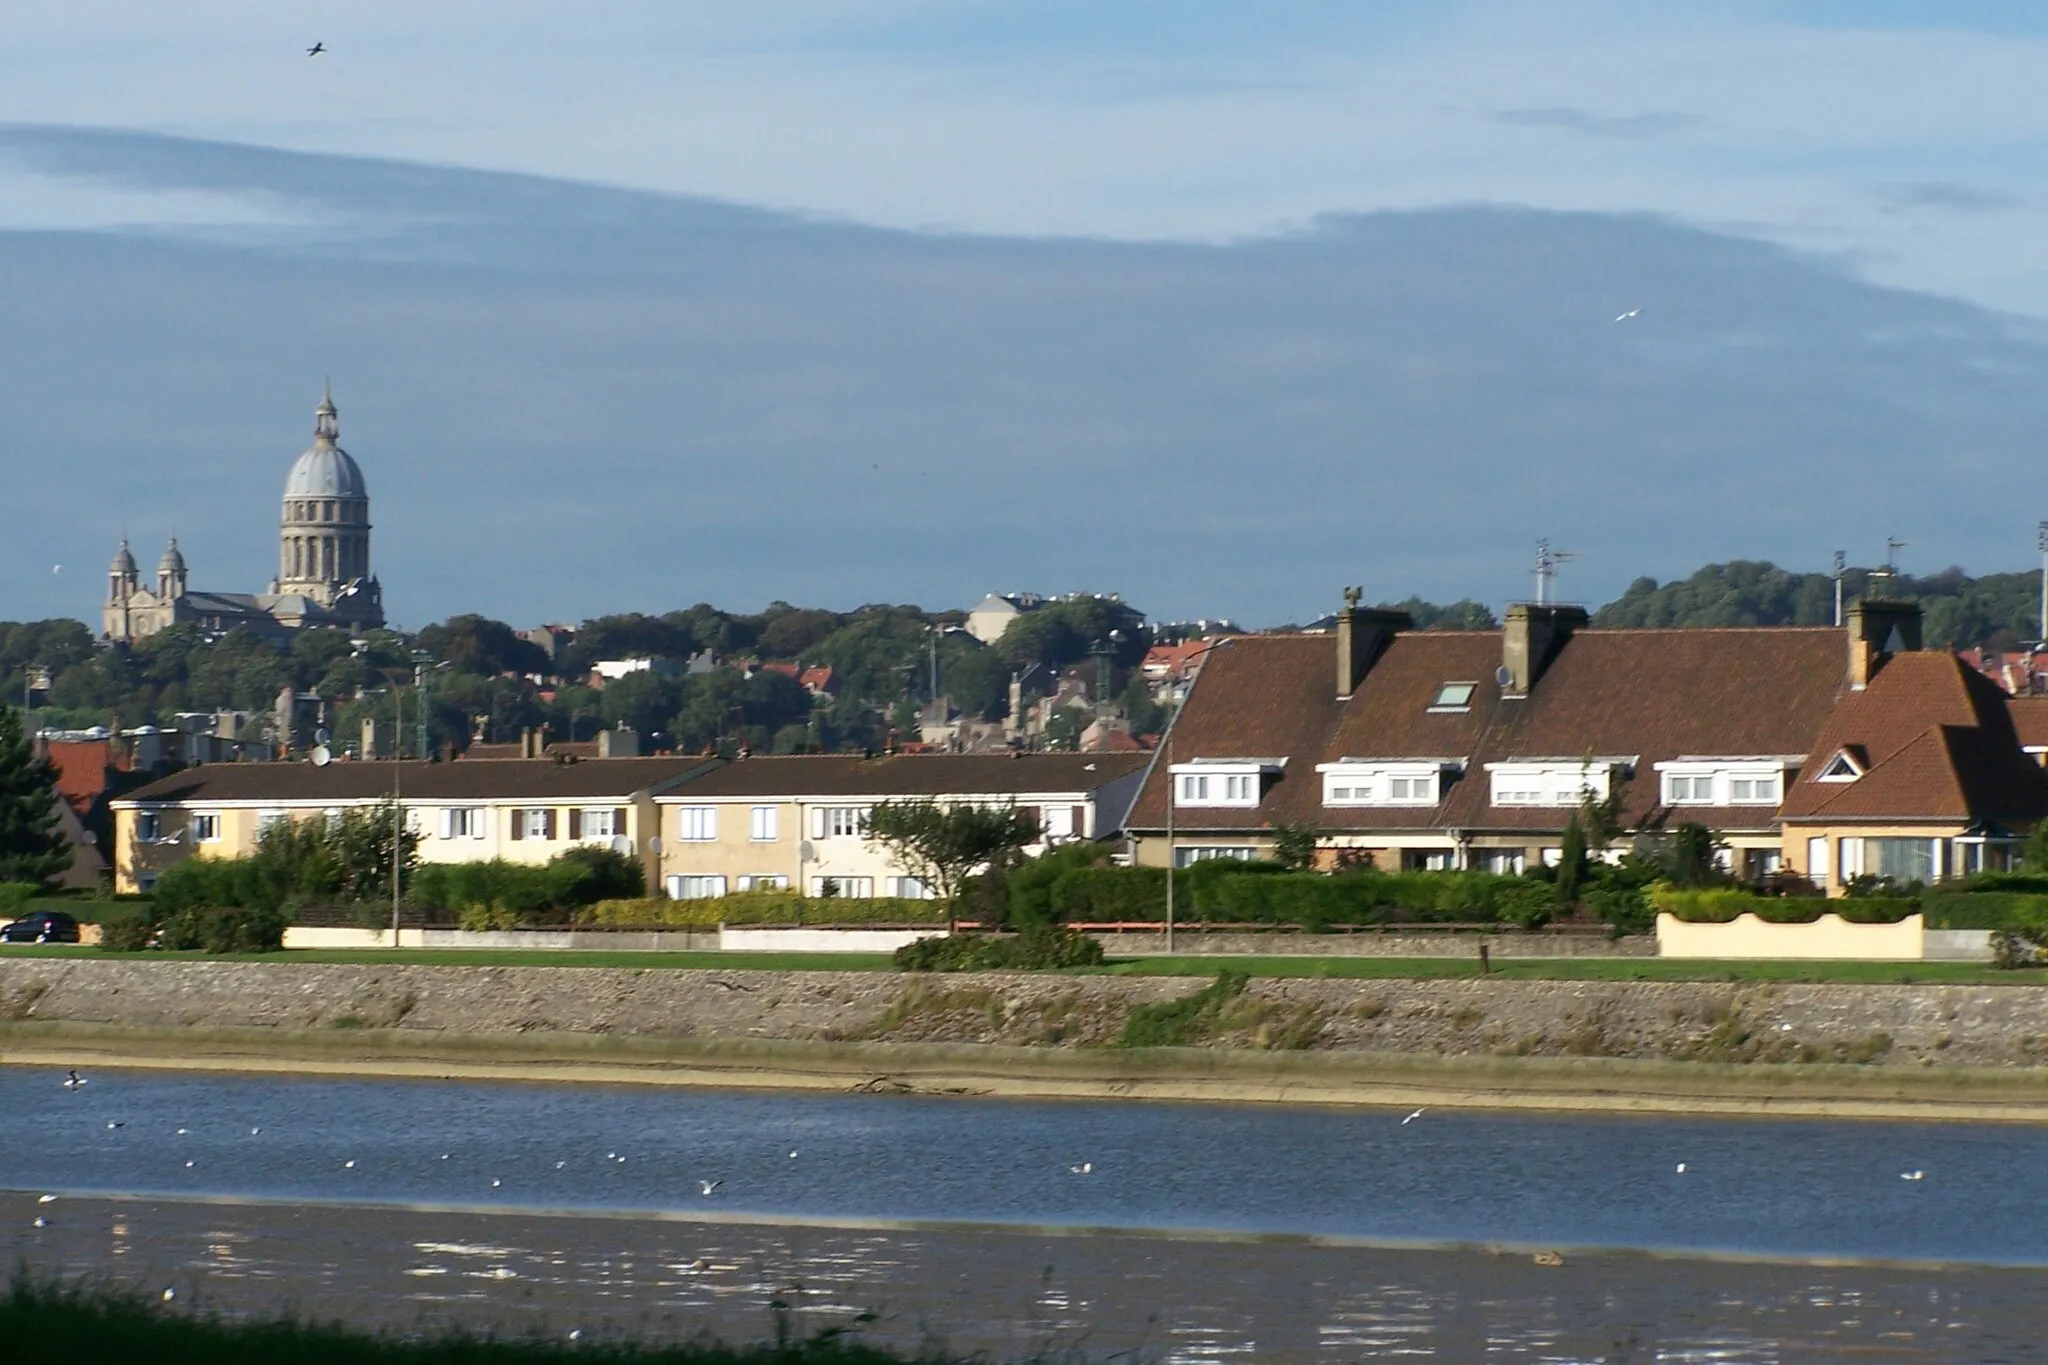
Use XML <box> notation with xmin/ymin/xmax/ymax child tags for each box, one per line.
<box><xmin>0</xmin><ymin>1279</ymin><xmax>981</xmax><ymax>1364</ymax></box>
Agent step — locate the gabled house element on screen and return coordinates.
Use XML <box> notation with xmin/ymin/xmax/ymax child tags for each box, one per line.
<box><xmin>1125</xmin><ymin>594</ymin><xmax>2032</xmax><ymax>887</ymax></box>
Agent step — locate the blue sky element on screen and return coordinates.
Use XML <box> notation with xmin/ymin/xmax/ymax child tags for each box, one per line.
<box><xmin>6</xmin><ymin>3</ymin><xmax>2048</xmax><ymax>313</ymax></box>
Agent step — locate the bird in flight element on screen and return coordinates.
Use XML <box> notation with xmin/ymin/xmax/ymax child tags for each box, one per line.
<box><xmin>306</xmin><ymin>42</ymin><xmax>326</xmax><ymax>57</ymax></box>
<box><xmin>1401</xmin><ymin>1108</ymin><xmax>1425</xmax><ymax>1125</ymax></box>
<box><xmin>699</xmin><ymin>1179</ymin><xmax>723</xmax><ymax>1195</ymax></box>
<box><xmin>1614</xmin><ymin>308</ymin><xmax>1641</xmax><ymax>322</ymax></box>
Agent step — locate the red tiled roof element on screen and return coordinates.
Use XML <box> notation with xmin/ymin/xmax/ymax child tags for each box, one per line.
<box><xmin>42</xmin><ymin>739</ymin><xmax>115</xmax><ymax>814</ymax></box>
<box><xmin>1780</xmin><ymin>652</ymin><xmax>2048</xmax><ymax>825</ymax></box>
<box><xmin>658</xmin><ymin>752</ymin><xmax>1149</xmax><ymax>799</ymax></box>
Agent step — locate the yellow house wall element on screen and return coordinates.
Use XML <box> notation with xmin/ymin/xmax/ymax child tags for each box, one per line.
<box><xmin>1656</xmin><ymin>911</ymin><xmax>1924</xmax><ymax>960</ymax></box>
<box><xmin>1781</xmin><ymin>823</ymin><xmax>1972</xmax><ymax>895</ymax></box>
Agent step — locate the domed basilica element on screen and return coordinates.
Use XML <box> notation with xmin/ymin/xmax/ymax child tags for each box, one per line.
<box><xmin>103</xmin><ymin>385</ymin><xmax>386</xmax><ymax>643</ymax></box>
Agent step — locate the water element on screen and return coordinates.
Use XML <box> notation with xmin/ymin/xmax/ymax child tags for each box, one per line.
<box><xmin>6</xmin><ymin>1066</ymin><xmax>2048</xmax><ymax>1263</ymax></box>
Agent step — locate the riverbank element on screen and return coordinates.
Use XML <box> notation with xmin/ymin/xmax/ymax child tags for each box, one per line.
<box><xmin>11</xmin><ymin>958</ymin><xmax>2048</xmax><ymax>1118</ymax></box>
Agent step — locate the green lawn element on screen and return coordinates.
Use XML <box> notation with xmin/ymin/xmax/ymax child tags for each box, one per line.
<box><xmin>0</xmin><ymin>942</ymin><xmax>2032</xmax><ymax>984</ymax></box>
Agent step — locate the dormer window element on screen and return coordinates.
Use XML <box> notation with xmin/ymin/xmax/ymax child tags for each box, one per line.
<box><xmin>1428</xmin><ymin>682</ymin><xmax>1476</xmax><ymax>713</ymax></box>
<box><xmin>1486</xmin><ymin>758</ymin><xmax>1632</xmax><ymax>808</ymax></box>
<box><xmin>1317</xmin><ymin>758</ymin><xmax>1463</xmax><ymax>807</ymax></box>
<box><xmin>1816</xmin><ymin>749</ymin><xmax>1866</xmax><ymax>783</ymax></box>
<box><xmin>1172</xmin><ymin>759</ymin><xmax>1284</xmax><ymax>808</ymax></box>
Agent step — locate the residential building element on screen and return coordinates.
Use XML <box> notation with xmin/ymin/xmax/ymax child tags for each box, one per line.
<box><xmin>103</xmin><ymin>385</ymin><xmax>385</xmax><ymax>643</ymax></box>
<box><xmin>1780</xmin><ymin>651</ymin><xmax>2048</xmax><ymax>890</ymax></box>
<box><xmin>651</xmin><ymin>753</ymin><xmax>1149</xmax><ymax>899</ymax></box>
<box><xmin>964</xmin><ymin>592</ymin><xmax>1045</xmax><ymax>646</ymax></box>
<box><xmin>109</xmin><ymin>756</ymin><xmax>717</xmax><ymax>894</ymax></box>
<box><xmin>1124</xmin><ymin>594</ymin><xmax>2036</xmax><ymax>885</ymax></box>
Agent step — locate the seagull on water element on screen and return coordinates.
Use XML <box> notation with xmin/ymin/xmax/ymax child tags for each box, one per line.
<box><xmin>699</xmin><ymin>1179</ymin><xmax>722</xmax><ymax>1196</ymax></box>
<box><xmin>37</xmin><ymin>1195</ymin><xmax>57</xmax><ymax>1204</ymax></box>
<box><xmin>1068</xmin><ymin>1162</ymin><xmax>1092</xmax><ymax>1175</ymax></box>
<box><xmin>33</xmin><ymin>1217</ymin><xmax>48</xmax><ymax>1228</ymax></box>
<box><xmin>1614</xmin><ymin>308</ymin><xmax>1641</xmax><ymax>322</ymax></box>
<box><xmin>306</xmin><ymin>42</ymin><xmax>325</xmax><ymax>56</ymax></box>
<box><xmin>1675</xmin><ymin>1163</ymin><xmax>1687</xmax><ymax>1174</ymax></box>
<box><xmin>62</xmin><ymin>1071</ymin><xmax>85</xmax><ymax>1090</ymax></box>
<box><xmin>162</xmin><ymin>1288</ymin><xmax>176</xmax><ymax>1302</ymax></box>
<box><xmin>106</xmin><ymin>1122</ymin><xmax>124</xmax><ymax>1130</ymax></box>
<box><xmin>1401</xmin><ymin>1109</ymin><xmax>1425</xmax><ymax>1125</ymax></box>
<box><xmin>1902</xmin><ymin>1170</ymin><xmax>1924</xmax><ymax>1181</ymax></box>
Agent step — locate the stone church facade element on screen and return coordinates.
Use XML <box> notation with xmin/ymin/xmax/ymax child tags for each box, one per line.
<box><xmin>104</xmin><ymin>386</ymin><xmax>387</xmax><ymax>644</ymax></box>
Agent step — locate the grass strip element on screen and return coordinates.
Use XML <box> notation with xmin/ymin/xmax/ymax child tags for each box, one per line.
<box><xmin>1</xmin><ymin>1277</ymin><xmax>958</xmax><ymax>1363</ymax></box>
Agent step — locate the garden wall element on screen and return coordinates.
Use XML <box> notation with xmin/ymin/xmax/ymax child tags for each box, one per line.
<box><xmin>1656</xmin><ymin>912</ymin><xmax>1934</xmax><ymax>961</ymax></box>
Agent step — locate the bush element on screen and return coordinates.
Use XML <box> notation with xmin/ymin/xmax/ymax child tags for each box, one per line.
<box><xmin>1006</xmin><ymin>843</ymin><xmax>1113</xmax><ymax>927</ymax></box>
<box><xmin>1922</xmin><ymin>891</ymin><xmax>2048</xmax><ymax>934</ymax></box>
<box><xmin>156</xmin><ymin>904</ymin><xmax>287</xmax><ymax>953</ymax></box>
<box><xmin>98</xmin><ymin>906</ymin><xmax>157</xmax><ymax>952</ymax></box>
<box><xmin>0</xmin><ymin>882</ymin><xmax>38</xmax><ymax>919</ymax></box>
<box><xmin>1120</xmin><ymin>971</ymin><xmax>1248</xmax><ymax>1048</ymax></box>
<box><xmin>547</xmin><ymin>846</ymin><xmax>645</xmax><ymax>904</ymax></box>
<box><xmin>1651</xmin><ymin>884</ymin><xmax>1919</xmax><ymax>925</ymax></box>
<box><xmin>892</xmin><ymin>925</ymin><xmax>1105</xmax><ymax>972</ymax></box>
<box><xmin>1494</xmin><ymin>878</ymin><xmax>1558</xmax><ymax>930</ymax></box>
<box><xmin>584</xmin><ymin>891</ymin><xmax>950</xmax><ymax>929</ymax></box>
<box><xmin>412</xmin><ymin>849</ymin><xmax>651</xmax><ymax>929</ymax></box>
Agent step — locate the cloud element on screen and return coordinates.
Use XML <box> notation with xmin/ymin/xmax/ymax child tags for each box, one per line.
<box><xmin>1487</xmin><ymin>106</ymin><xmax>1710</xmax><ymax>139</ymax></box>
<box><xmin>1876</xmin><ymin>181</ymin><xmax>2024</xmax><ymax>215</ymax></box>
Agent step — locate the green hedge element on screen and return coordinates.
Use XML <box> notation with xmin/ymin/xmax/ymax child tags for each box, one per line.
<box><xmin>1044</xmin><ymin>864</ymin><xmax>1562</xmax><ymax>928</ymax></box>
<box><xmin>1649</xmin><ymin>885</ymin><xmax>1918</xmax><ymax>925</ymax></box>
<box><xmin>588</xmin><ymin>892</ymin><xmax>950</xmax><ymax>929</ymax></box>
<box><xmin>1921</xmin><ymin>890</ymin><xmax>2048</xmax><ymax>933</ymax></box>
<box><xmin>893</xmin><ymin>925</ymin><xmax>1105</xmax><ymax>972</ymax></box>
<box><xmin>0</xmin><ymin>882</ymin><xmax>38</xmax><ymax>919</ymax></box>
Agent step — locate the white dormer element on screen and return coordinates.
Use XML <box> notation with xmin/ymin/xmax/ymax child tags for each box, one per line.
<box><xmin>1317</xmin><ymin>758</ymin><xmax>1465</xmax><ymax>807</ymax></box>
<box><xmin>1485</xmin><ymin>757</ymin><xmax>1634</xmax><ymax>808</ymax></box>
<box><xmin>1653</xmin><ymin>756</ymin><xmax>1801</xmax><ymax>806</ymax></box>
<box><xmin>1172</xmin><ymin>757</ymin><xmax>1285</xmax><ymax>808</ymax></box>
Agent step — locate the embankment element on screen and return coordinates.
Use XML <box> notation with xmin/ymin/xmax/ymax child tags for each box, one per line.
<box><xmin>10</xmin><ymin>959</ymin><xmax>2048</xmax><ymax>1117</ymax></box>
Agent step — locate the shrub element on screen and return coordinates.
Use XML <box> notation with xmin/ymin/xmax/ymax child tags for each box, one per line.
<box><xmin>547</xmin><ymin>845</ymin><xmax>645</xmax><ymax>904</ymax></box>
<box><xmin>1922</xmin><ymin>891</ymin><xmax>2048</xmax><ymax>934</ymax></box>
<box><xmin>1050</xmin><ymin>865</ymin><xmax>1180</xmax><ymax>922</ymax></box>
<box><xmin>1120</xmin><ymin>971</ymin><xmax>1249</xmax><ymax>1048</ymax></box>
<box><xmin>98</xmin><ymin>906</ymin><xmax>158</xmax><ymax>952</ymax></box>
<box><xmin>157</xmin><ymin>904</ymin><xmax>287</xmax><ymax>953</ymax></box>
<box><xmin>892</xmin><ymin>925</ymin><xmax>1105</xmax><ymax>972</ymax></box>
<box><xmin>1494</xmin><ymin>878</ymin><xmax>1558</xmax><ymax>930</ymax></box>
<box><xmin>1006</xmin><ymin>843</ymin><xmax>1112</xmax><ymax>927</ymax></box>
<box><xmin>0</xmin><ymin>882</ymin><xmax>38</xmax><ymax>919</ymax></box>
<box><xmin>1651</xmin><ymin>884</ymin><xmax>1920</xmax><ymax>925</ymax></box>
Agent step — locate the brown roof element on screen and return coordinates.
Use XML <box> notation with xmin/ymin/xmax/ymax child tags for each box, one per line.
<box><xmin>657</xmin><ymin>752</ymin><xmax>1149</xmax><ymax>799</ymax></box>
<box><xmin>1779</xmin><ymin>652</ymin><xmax>2048</xmax><ymax>825</ymax></box>
<box><xmin>116</xmin><ymin>756</ymin><xmax>719</xmax><ymax>806</ymax></box>
<box><xmin>2009</xmin><ymin>695</ymin><xmax>2048</xmax><ymax>749</ymax></box>
<box><xmin>1129</xmin><ymin>625</ymin><xmax>1851</xmax><ymax>837</ymax></box>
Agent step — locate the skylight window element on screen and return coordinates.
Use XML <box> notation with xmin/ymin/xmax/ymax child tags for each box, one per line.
<box><xmin>1428</xmin><ymin>682</ymin><xmax>1477</xmax><ymax>713</ymax></box>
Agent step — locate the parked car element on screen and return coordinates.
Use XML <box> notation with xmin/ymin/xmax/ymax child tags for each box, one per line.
<box><xmin>0</xmin><ymin>910</ymin><xmax>80</xmax><ymax>944</ymax></box>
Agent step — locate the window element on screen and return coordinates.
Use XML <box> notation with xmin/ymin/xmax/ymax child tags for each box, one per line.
<box><xmin>256</xmin><ymin>809</ymin><xmax>289</xmax><ymax>836</ymax></box>
<box><xmin>809</xmin><ymin>876</ymin><xmax>874</xmax><ymax>897</ymax></box>
<box><xmin>519</xmin><ymin>808</ymin><xmax>555</xmax><ymax>840</ymax></box>
<box><xmin>136</xmin><ymin>812</ymin><xmax>160</xmax><ymax>843</ymax></box>
<box><xmin>1178</xmin><ymin>774</ymin><xmax>1210</xmax><ymax>802</ymax></box>
<box><xmin>666</xmin><ymin>874</ymin><xmax>728</xmax><ymax>899</ymax></box>
<box><xmin>811</xmin><ymin>807</ymin><xmax>865</xmax><ymax>839</ymax></box>
<box><xmin>1040</xmin><ymin>805</ymin><xmax>1076</xmax><ymax>840</ymax></box>
<box><xmin>677</xmin><ymin>807</ymin><xmax>718</xmax><ymax>841</ymax></box>
<box><xmin>1866</xmin><ymin>837</ymin><xmax>1935</xmax><ymax>884</ymax></box>
<box><xmin>136</xmin><ymin>872</ymin><xmax>159</xmax><ymax>892</ymax></box>
<box><xmin>579</xmin><ymin>808</ymin><xmax>616</xmax><ymax>839</ymax></box>
<box><xmin>192</xmin><ymin>813</ymin><xmax>221</xmax><ymax>843</ymax></box>
<box><xmin>1817</xmin><ymin>751</ymin><xmax>1864</xmax><ymax>782</ymax></box>
<box><xmin>1171</xmin><ymin>762</ymin><xmax>1273</xmax><ymax>808</ymax></box>
<box><xmin>750</xmin><ymin>806</ymin><xmax>779</xmax><ymax>842</ymax></box>
<box><xmin>889</xmin><ymin>876</ymin><xmax>933</xmax><ymax>899</ymax></box>
<box><xmin>1472</xmin><ymin>848</ymin><xmax>1525</xmax><ymax>874</ymax></box>
<box><xmin>1172</xmin><ymin>845</ymin><xmax>1258</xmax><ymax>868</ymax></box>
<box><xmin>736</xmin><ymin>875</ymin><xmax>789</xmax><ymax>892</ymax></box>
<box><xmin>1728</xmin><ymin>775</ymin><xmax>1780</xmax><ymax>804</ymax></box>
<box><xmin>1224</xmin><ymin>774</ymin><xmax>1256</xmax><ymax>801</ymax></box>
<box><xmin>1487</xmin><ymin>762</ymin><xmax>1617</xmax><ymax>808</ymax></box>
<box><xmin>1807</xmin><ymin>837</ymin><xmax>1827</xmax><ymax>883</ymax></box>
<box><xmin>1665</xmin><ymin>774</ymin><xmax>1714</xmax><ymax>804</ymax></box>
<box><xmin>1405</xmin><ymin>849</ymin><xmax>1456</xmax><ymax>871</ymax></box>
<box><xmin>1388</xmin><ymin>776</ymin><xmax>1432</xmax><ymax>802</ymax></box>
<box><xmin>440</xmin><ymin>807</ymin><xmax>485</xmax><ymax>839</ymax></box>
<box><xmin>1429</xmin><ymin>682</ymin><xmax>1476</xmax><ymax>712</ymax></box>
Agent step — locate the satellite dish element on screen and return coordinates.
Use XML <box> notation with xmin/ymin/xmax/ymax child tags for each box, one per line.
<box><xmin>310</xmin><ymin>745</ymin><xmax>333</xmax><ymax>767</ymax></box>
<box><xmin>610</xmin><ymin>834</ymin><xmax>632</xmax><ymax>857</ymax></box>
<box><xmin>1495</xmin><ymin>665</ymin><xmax>1513</xmax><ymax>688</ymax></box>
<box><xmin>799</xmin><ymin>840</ymin><xmax>815</xmax><ymax>862</ymax></box>
<box><xmin>646</xmin><ymin>835</ymin><xmax>661</xmax><ymax>854</ymax></box>
<box><xmin>314</xmin><ymin>727</ymin><xmax>332</xmax><ymax>745</ymax></box>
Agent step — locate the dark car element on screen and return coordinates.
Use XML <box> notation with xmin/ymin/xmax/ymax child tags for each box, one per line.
<box><xmin>0</xmin><ymin>910</ymin><xmax>80</xmax><ymax>944</ymax></box>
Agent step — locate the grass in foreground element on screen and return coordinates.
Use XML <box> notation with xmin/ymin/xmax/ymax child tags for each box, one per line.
<box><xmin>0</xmin><ymin>944</ymin><xmax>2031</xmax><ymax>984</ymax></box>
<box><xmin>1</xmin><ymin>1280</ymin><xmax>960</xmax><ymax>1364</ymax></box>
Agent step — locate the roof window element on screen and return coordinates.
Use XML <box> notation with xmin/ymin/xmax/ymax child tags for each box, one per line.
<box><xmin>1428</xmin><ymin>682</ymin><xmax>1476</xmax><ymax>713</ymax></box>
<box><xmin>1816</xmin><ymin>749</ymin><xmax>1865</xmax><ymax>783</ymax></box>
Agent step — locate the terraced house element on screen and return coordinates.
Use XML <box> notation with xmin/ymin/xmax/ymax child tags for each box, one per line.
<box><xmin>1125</xmin><ymin>594</ymin><xmax>2048</xmax><ymax>888</ymax></box>
<box><xmin>650</xmin><ymin>753</ymin><xmax>1149</xmax><ymax>899</ymax></box>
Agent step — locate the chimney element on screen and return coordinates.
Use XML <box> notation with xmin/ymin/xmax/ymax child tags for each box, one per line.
<box><xmin>597</xmin><ymin>724</ymin><xmax>639</xmax><ymax>759</ymax></box>
<box><xmin>1334</xmin><ymin>588</ymin><xmax>1411</xmax><ymax>699</ymax></box>
<box><xmin>1847</xmin><ymin>599</ymin><xmax>1923</xmax><ymax>688</ymax></box>
<box><xmin>520</xmin><ymin>726</ymin><xmax>542</xmax><ymax>759</ymax></box>
<box><xmin>359</xmin><ymin>718</ymin><xmax>378</xmax><ymax>759</ymax></box>
<box><xmin>1501</xmin><ymin>603</ymin><xmax>1587</xmax><ymax>696</ymax></box>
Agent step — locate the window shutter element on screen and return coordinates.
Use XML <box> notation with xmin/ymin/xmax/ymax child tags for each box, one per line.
<box><xmin>440</xmin><ymin>809</ymin><xmax>454</xmax><ymax>840</ymax></box>
<box><xmin>472</xmin><ymin>811</ymin><xmax>487</xmax><ymax>840</ymax></box>
<box><xmin>1072</xmin><ymin>805</ymin><xmax>1087</xmax><ymax>837</ymax></box>
<box><xmin>544</xmin><ymin>809</ymin><xmax>558</xmax><ymax>840</ymax></box>
<box><xmin>510</xmin><ymin>811</ymin><xmax>524</xmax><ymax>841</ymax></box>
<box><xmin>615</xmin><ymin>807</ymin><xmax>628</xmax><ymax>838</ymax></box>
<box><xmin>810</xmin><ymin>807</ymin><xmax>825</xmax><ymax>839</ymax></box>
<box><xmin>568</xmin><ymin>809</ymin><xmax>582</xmax><ymax>840</ymax></box>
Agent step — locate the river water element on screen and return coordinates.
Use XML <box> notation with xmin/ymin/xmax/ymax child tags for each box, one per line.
<box><xmin>6</xmin><ymin>1066</ymin><xmax>2048</xmax><ymax>1360</ymax></box>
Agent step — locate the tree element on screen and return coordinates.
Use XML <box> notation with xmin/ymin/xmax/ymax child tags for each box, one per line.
<box><xmin>1554</xmin><ymin>813</ymin><xmax>1588</xmax><ymax>908</ymax></box>
<box><xmin>864</xmin><ymin>799</ymin><xmax>1041</xmax><ymax>920</ymax></box>
<box><xmin>331</xmin><ymin>798</ymin><xmax>421</xmax><ymax>905</ymax></box>
<box><xmin>1665</xmin><ymin>822</ymin><xmax>1725</xmax><ymax>887</ymax></box>
<box><xmin>0</xmin><ymin>705</ymin><xmax>69</xmax><ymax>886</ymax></box>
<box><xmin>1270</xmin><ymin>820</ymin><xmax>1322</xmax><ymax>871</ymax></box>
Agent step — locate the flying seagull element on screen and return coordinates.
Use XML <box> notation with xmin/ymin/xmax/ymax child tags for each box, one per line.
<box><xmin>306</xmin><ymin>42</ymin><xmax>326</xmax><ymax>56</ymax></box>
<box><xmin>699</xmin><ymin>1179</ymin><xmax>722</xmax><ymax>1196</ymax></box>
<box><xmin>1614</xmin><ymin>308</ymin><xmax>1641</xmax><ymax>322</ymax></box>
<box><xmin>1401</xmin><ymin>1108</ymin><xmax>1426</xmax><ymax>1125</ymax></box>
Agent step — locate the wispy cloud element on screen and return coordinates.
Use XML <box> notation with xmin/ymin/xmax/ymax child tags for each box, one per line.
<box><xmin>1876</xmin><ymin>180</ymin><xmax>2024</xmax><ymax>215</ymax></box>
<box><xmin>1487</xmin><ymin>106</ymin><xmax>1709</xmax><ymax>139</ymax></box>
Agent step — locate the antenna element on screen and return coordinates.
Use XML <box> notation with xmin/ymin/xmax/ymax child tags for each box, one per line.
<box><xmin>1886</xmin><ymin>537</ymin><xmax>1908</xmax><ymax>574</ymax></box>
<box><xmin>1533</xmin><ymin>539</ymin><xmax>1579</xmax><ymax>606</ymax></box>
<box><xmin>1832</xmin><ymin>550</ymin><xmax>1846</xmax><ymax>627</ymax></box>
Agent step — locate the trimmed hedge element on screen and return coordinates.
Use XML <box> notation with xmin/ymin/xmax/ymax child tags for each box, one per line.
<box><xmin>1045</xmin><ymin>864</ymin><xmax>1567</xmax><ymax>928</ymax></box>
<box><xmin>1649</xmin><ymin>885</ymin><xmax>1918</xmax><ymax>925</ymax></box>
<box><xmin>1921</xmin><ymin>890</ymin><xmax>2048</xmax><ymax>933</ymax></box>
<box><xmin>586</xmin><ymin>892</ymin><xmax>950</xmax><ymax>929</ymax></box>
<box><xmin>0</xmin><ymin>882</ymin><xmax>38</xmax><ymax>918</ymax></box>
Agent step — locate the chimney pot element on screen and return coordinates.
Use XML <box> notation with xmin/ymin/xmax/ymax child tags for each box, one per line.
<box><xmin>1501</xmin><ymin>603</ymin><xmax>1587</xmax><ymax>695</ymax></box>
<box><xmin>1335</xmin><ymin>591</ymin><xmax>1411</xmax><ymax>698</ymax></box>
<box><xmin>1846</xmin><ymin>599</ymin><xmax>1923</xmax><ymax>688</ymax></box>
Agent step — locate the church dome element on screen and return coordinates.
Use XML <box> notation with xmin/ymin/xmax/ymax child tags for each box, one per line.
<box><xmin>158</xmin><ymin>538</ymin><xmax>186</xmax><ymax>575</ymax></box>
<box><xmin>284</xmin><ymin>386</ymin><xmax>368</xmax><ymax>500</ymax></box>
<box><xmin>111</xmin><ymin>539</ymin><xmax>137</xmax><ymax>575</ymax></box>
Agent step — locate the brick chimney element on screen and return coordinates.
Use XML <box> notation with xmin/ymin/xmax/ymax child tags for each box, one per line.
<box><xmin>359</xmin><ymin>718</ymin><xmax>377</xmax><ymax>760</ymax></box>
<box><xmin>1334</xmin><ymin>588</ymin><xmax>1411</xmax><ymax>699</ymax></box>
<box><xmin>1847</xmin><ymin>599</ymin><xmax>1923</xmax><ymax>688</ymax></box>
<box><xmin>1501</xmin><ymin>603</ymin><xmax>1587</xmax><ymax>696</ymax></box>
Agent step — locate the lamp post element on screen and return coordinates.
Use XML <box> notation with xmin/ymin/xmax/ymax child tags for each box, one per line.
<box><xmin>2036</xmin><ymin>522</ymin><xmax>2047</xmax><ymax>644</ymax></box>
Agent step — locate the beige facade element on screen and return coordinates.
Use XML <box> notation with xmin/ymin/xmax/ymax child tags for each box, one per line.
<box><xmin>1781</xmin><ymin>822</ymin><xmax>2016</xmax><ymax>896</ymax></box>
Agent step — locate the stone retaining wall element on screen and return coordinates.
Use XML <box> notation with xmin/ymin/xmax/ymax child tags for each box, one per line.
<box><xmin>1087</xmin><ymin>931</ymin><xmax>1654</xmax><ymax>958</ymax></box>
<box><xmin>5</xmin><ymin>959</ymin><xmax>2047</xmax><ymax>1069</ymax></box>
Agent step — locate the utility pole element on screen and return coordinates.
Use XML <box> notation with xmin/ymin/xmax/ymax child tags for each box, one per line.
<box><xmin>1832</xmin><ymin>550</ymin><xmax>1846</xmax><ymax>627</ymax></box>
<box><xmin>391</xmin><ymin>684</ymin><xmax>404</xmax><ymax>948</ymax></box>
<box><xmin>2037</xmin><ymin>522</ymin><xmax>2047</xmax><ymax>644</ymax></box>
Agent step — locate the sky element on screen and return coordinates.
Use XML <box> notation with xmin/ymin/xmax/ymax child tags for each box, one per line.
<box><xmin>3</xmin><ymin>2</ymin><xmax>2047</xmax><ymax>628</ymax></box>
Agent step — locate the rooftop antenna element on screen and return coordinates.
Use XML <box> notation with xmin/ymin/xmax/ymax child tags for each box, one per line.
<box><xmin>1832</xmin><ymin>550</ymin><xmax>1846</xmax><ymax>627</ymax></box>
<box><xmin>1869</xmin><ymin>538</ymin><xmax>1907</xmax><ymax>597</ymax></box>
<box><xmin>2037</xmin><ymin>521</ymin><xmax>2047</xmax><ymax>645</ymax></box>
<box><xmin>1533</xmin><ymin>539</ymin><xmax>1578</xmax><ymax>607</ymax></box>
